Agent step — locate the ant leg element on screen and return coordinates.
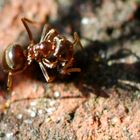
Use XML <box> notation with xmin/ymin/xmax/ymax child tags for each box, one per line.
<box><xmin>40</xmin><ymin>26</ymin><xmax>58</xmax><ymax>43</ymax></box>
<box><xmin>21</xmin><ymin>18</ymin><xmax>39</xmax><ymax>43</ymax></box>
<box><xmin>7</xmin><ymin>72</ymin><xmax>13</xmax><ymax>92</ymax></box>
<box><xmin>21</xmin><ymin>18</ymin><xmax>40</xmax><ymax>25</ymax></box>
<box><xmin>61</xmin><ymin>68</ymin><xmax>81</xmax><ymax>74</ymax></box>
<box><xmin>0</xmin><ymin>72</ymin><xmax>13</xmax><ymax>111</ymax></box>
<box><xmin>59</xmin><ymin>33</ymin><xmax>82</xmax><ymax>75</ymax></box>
<box><xmin>21</xmin><ymin>18</ymin><xmax>57</xmax><ymax>43</ymax></box>
<box><xmin>73</xmin><ymin>32</ymin><xmax>83</xmax><ymax>49</ymax></box>
<box><xmin>39</xmin><ymin>62</ymin><xmax>54</xmax><ymax>82</ymax></box>
<box><xmin>40</xmin><ymin>24</ymin><xmax>49</xmax><ymax>42</ymax></box>
<box><xmin>44</xmin><ymin>29</ymin><xmax>58</xmax><ymax>41</ymax></box>
<box><xmin>60</xmin><ymin>58</ymin><xmax>81</xmax><ymax>75</ymax></box>
<box><xmin>42</xmin><ymin>58</ymin><xmax>57</xmax><ymax>68</ymax></box>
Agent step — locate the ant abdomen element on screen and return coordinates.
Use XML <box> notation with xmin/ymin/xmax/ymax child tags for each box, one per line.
<box><xmin>2</xmin><ymin>44</ymin><xmax>27</xmax><ymax>73</ymax></box>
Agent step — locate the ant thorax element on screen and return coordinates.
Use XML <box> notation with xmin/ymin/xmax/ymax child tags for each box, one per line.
<box><xmin>27</xmin><ymin>44</ymin><xmax>36</xmax><ymax>64</ymax></box>
<box><xmin>27</xmin><ymin>40</ymin><xmax>56</xmax><ymax>65</ymax></box>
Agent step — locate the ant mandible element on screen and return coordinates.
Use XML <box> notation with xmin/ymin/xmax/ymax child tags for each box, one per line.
<box><xmin>2</xmin><ymin>18</ymin><xmax>83</xmax><ymax>91</ymax></box>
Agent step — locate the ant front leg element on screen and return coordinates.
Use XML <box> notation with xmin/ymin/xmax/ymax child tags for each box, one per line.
<box><xmin>39</xmin><ymin>62</ymin><xmax>54</xmax><ymax>82</ymax></box>
<box><xmin>40</xmin><ymin>25</ymin><xmax>58</xmax><ymax>43</ymax></box>
<box><xmin>42</xmin><ymin>58</ymin><xmax>57</xmax><ymax>68</ymax></box>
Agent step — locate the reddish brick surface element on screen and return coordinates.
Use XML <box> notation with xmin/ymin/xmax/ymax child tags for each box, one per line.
<box><xmin>0</xmin><ymin>0</ymin><xmax>140</xmax><ymax>140</ymax></box>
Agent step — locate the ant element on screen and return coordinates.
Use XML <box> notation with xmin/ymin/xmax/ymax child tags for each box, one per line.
<box><xmin>2</xmin><ymin>18</ymin><xmax>83</xmax><ymax>91</ymax></box>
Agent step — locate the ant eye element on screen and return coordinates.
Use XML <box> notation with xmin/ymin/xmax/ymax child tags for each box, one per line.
<box><xmin>2</xmin><ymin>44</ymin><xmax>26</xmax><ymax>73</ymax></box>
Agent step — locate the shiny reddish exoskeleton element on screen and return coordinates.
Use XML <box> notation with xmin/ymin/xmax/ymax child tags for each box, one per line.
<box><xmin>2</xmin><ymin>18</ymin><xmax>83</xmax><ymax>90</ymax></box>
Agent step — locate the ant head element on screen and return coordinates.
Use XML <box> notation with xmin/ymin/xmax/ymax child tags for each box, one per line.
<box><xmin>2</xmin><ymin>44</ymin><xmax>27</xmax><ymax>73</ymax></box>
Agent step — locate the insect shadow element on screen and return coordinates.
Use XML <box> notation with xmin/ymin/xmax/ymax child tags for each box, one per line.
<box><xmin>51</xmin><ymin>1</ymin><xmax>140</xmax><ymax>98</ymax></box>
<box><xmin>72</xmin><ymin>40</ymin><xmax>140</xmax><ymax>98</ymax></box>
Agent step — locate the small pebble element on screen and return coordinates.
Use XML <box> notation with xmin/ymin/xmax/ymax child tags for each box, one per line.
<box><xmin>38</xmin><ymin>109</ymin><xmax>43</xmax><ymax>115</ymax></box>
<box><xmin>30</xmin><ymin>101</ymin><xmax>37</xmax><ymax>106</ymax></box>
<box><xmin>27</xmin><ymin>109</ymin><xmax>37</xmax><ymax>118</ymax></box>
<box><xmin>54</xmin><ymin>91</ymin><xmax>60</xmax><ymax>98</ymax></box>
<box><xmin>30</xmin><ymin>110</ymin><xmax>37</xmax><ymax>118</ymax></box>
<box><xmin>46</xmin><ymin>107</ymin><xmax>56</xmax><ymax>115</ymax></box>
<box><xmin>16</xmin><ymin>114</ymin><xmax>23</xmax><ymax>120</ymax></box>
<box><xmin>111</xmin><ymin>117</ymin><xmax>119</xmax><ymax>125</ymax></box>
<box><xmin>24</xmin><ymin>119</ymin><xmax>33</xmax><ymax>124</ymax></box>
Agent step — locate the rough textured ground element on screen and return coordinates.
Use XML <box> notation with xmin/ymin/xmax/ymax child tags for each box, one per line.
<box><xmin>0</xmin><ymin>0</ymin><xmax>140</xmax><ymax>139</ymax></box>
